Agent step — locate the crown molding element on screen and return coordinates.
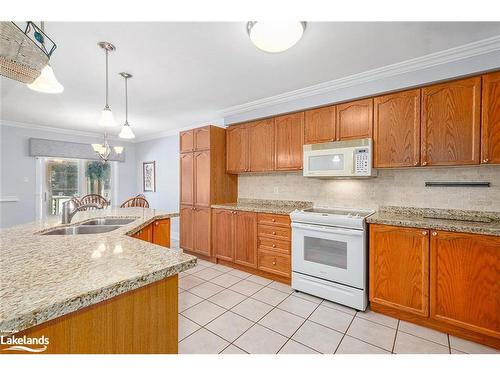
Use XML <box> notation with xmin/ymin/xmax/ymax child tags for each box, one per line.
<box><xmin>134</xmin><ymin>119</ymin><xmax>226</xmax><ymax>143</ymax></box>
<box><xmin>221</xmin><ymin>34</ymin><xmax>500</xmax><ymax>119</ymax></box>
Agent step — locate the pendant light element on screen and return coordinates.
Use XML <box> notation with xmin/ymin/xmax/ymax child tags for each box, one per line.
<box><xmin>98</xmin><ymin>41</ymin><xmax>116</xmax><ymax>127</ymax></box>
<box><xmin>247</xmin><ymin>22</ymin><xmax>306</xmax><ymax>53</ymax></box>
<box><xmin>118</xmin><ymin>72</ymin><xmax>135</xmax><ymax>139</ymax></box>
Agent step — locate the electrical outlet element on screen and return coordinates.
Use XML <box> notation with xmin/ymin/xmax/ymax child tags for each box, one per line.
<box><xmin>273</xmin><ymin>186</ymin><xmax>279</xmax><ymax>194</ymax></box>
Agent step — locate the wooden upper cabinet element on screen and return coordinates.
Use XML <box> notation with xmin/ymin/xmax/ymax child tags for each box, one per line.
<box><xmin>152</xmin><ymin>219</ymin><xmax>171</xmax><ymax>248</ymax></box>
<box><xmin>194</xmin><ymin>150</ymin><xmax>210</xmax><ymax>207</ymax></box>
<box><xmin>421</xmin><ymin>77</ymin><xmax>481</xmax><ymax>166</ymax></box>
<box><xmin>304</xmin><ymin>105</ymin><xmax>336</xmax><ymax>144</ymax></box>
<box><xmin>247</xmin><ymin>119</ymin><xmax>275</xmax><ymax>172</ymax></box>
<box><xmin>194</xmin><ymin>127</ymin><xmax>210</xmax><ymax>151</ymax></box>
<box><xmin>179</xmin><ymin>206</ymin><xmax>193</xmax><ymax>251</ymax></box>
<box><xmin>180</xmin><ymin>152</ymin><xmax>194</xmax><ymax>206</ymax></box>
<box><xmin>430</xmin><ymin>230</ymin><xmax>500</xmax><ymax>337</ymax></box>
<box><xmin>180</xmin><ymin>130</ymin><xmax>194</xmax><ymax>153</ymax></box>
<box><xmin>233</xmin><ymin>211</ymin><xmax>258</xmax><ymax>268</ymax></box>
<box><xmin>336</xmin><ymin>98</ymin><xmax>373</xmax><ymax>140</ymax></box>
<box><xmin>274</xmin><ymin>112</ymin><xmax>304</xmax><ymax>170</ymax></box>
<box><xmin>482</xmin><ymin>71</ymin><xmax>500</xmax><ymax>164</ymax></box>
<box><xmin>373</xmin><ymin>89</ymin><xmax>421</xmax><ymax>168</ymax></box>
<box><xmin>193</xmin><ymin>207</ymin><xmax>211</xmax><ymax>257</ymax></box>
<box><xmin>212</xmin><ymin>209</ymin><xmax>234</xmax><ymax>262</ymax></box>
<box><xmin>369</xmin><ymin>224</ymin><xmax>430</xmax><ymax>317</ymax></box>
<box><xmin>226</xmin><ymin>125</ymin><xmax>248</xmax><ymax>173</ymax></box>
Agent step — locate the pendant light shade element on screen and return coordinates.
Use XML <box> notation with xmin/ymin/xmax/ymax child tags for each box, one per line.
<box><xmin>247</xmin><ymin>22</ymin><xmax>306</xmax><ymax>53</ymax></box>
<box><xmin>118</xmin><ymin>72</ymin><xmax>135</xmax><ymax>139</ymax></box>
<box><xmin>27</xmin><ymin>64</ymin><xmax>64</xmax><ymax>93</ymax></box>
<box><xmin>99</xmin><ymin>106</ymin><xmax>116</xmax><ymax>127</ymax></box>
<box><xmin>119</xmin><ymin>123</ymin><xmax>135</xmax><ymax>139</ymax></box>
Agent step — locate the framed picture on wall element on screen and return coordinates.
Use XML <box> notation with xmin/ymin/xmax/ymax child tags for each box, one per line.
<box><xmin>143</xmin><ymin>161</ymin><xmax>156</xmax><ymax>192</ymax></box>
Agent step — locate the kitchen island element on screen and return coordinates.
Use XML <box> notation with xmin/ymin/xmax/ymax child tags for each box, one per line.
<box><xmin>0</xmin><ymin>207</ymin><xmax>196</xmax><ymax>354</ymax></box>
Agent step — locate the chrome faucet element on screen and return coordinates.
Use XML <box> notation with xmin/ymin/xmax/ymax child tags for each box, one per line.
<box><xmin>61</xmin><ymin>200</ymin><xmax>101</xmax><ymax>224</ymax></box>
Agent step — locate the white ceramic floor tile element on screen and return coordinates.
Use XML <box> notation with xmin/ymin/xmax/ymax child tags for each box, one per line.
<box><xmin>278</xmin><ymin>340</ymin><xmax>319</xmax><ymax>354</ymax></box>
<box><xmin>268</xmin><ymin>281</ymin><xmax>294</xmax><ymax>294</ymax></box>
<box><xmin>291</xmin><ymin>291</ymin><xmax>323</xmax><ymax>303</ymax></box>
<box><xmin>451</xmin><ymin>348</ymin><xmax>467</xmax><ymax>354</ymax></box>
<box><xmin>196</xmin><ymin>259</ymin><xmax>216</xmax><ymax>268</ymax></box>
<box><xmin>336</xmin><ymin>335</ymin><xmax>389</xmax><ymax>354</ymax></box>
<box><xmin>320</xmin><ymin>300</ymin><xmax>357</xmax><ymax>316</ymax></box>
<box><xmin>179</xmin><ymin>328</ymin><xmax>229</xmax><ymax>354</ymax></box>
<box><xmin>246</xmin><ymin>274</ymin><xmax>273</xmax><ymax>286</ymax></box>
<box><xmin>231</xmin><ymin>298</ymin><xmax>274</xmax><ymax>322</ymax></box>
<box><xmin>308</xmin><ymin>305</ymin><xmax>354</xmax><ymax>333</ymax></box>
<box><xmin>356</xmin><ymin>308</ymin><xmax>399</xmax><ymax>329</ymax></box>
<box><xmin>183</xmin><ymin>265</ymin><xmax>207</xmax><ymax>275</ymax></box>
<box><xmin>179</xmin><ymin>291</ymin><xmax>203</xmax><ymax>312</ymax></box>
<box><xmin>210</xmin><ymin>273</ymin><xmax>242</xmax><ymax>288</ymax></box>
<box><xmin>259</xmin><ymin>308</ymin><xmax>305</xmax><ymax>337</ymax></box>
<box><xmin>194</xmin><ymin>267</ymin><xmax>224</xmax><ymax>281</ymax></box>
<box><xmin>228</xmin><ymin>268</ymin><xmax>252</xmax><ymax>279</ymax></box>
<box><xmin>229</xmin><ymin>279</ymin><xmax>264</xmax><ymax>296</ymax></box>
<box><xmin>208</xmin><ymin>289</ymin><xmax>247</xmax><ymax>309</ymax></box>
<box><xmin>234</xmin><ymin>324</ymin><xmax>288</xmax><ymax>354</ymax></box>
<box><xmin>394</xmin><ymin>331</ymin><xmax>449</xmax><ymax>354</ymax></box>
<box><xmin>278</xmin><ymin>295</ymin><xmax>319</xmax><ymax>318</ymax></box>
<box><xmin>347</xmin><ymin>317</ymin><xmax>396</xmax><ymax>351</ymax></box>
<box><xmin>179</xmin><ymin>315</ymin><xmax>201</xmax><ymax>341</ymax></box>
<box><xmin>181</xmin><ymin>300</ymin><xmax>226</xmax><ymax>326</ymax></box>
<box><xmin>292</xmin><ymin>321</ymin><xmax>343</xmax><ymax>354</ymax></box>
<box><xmin>179</xmin><ymin>275</ymin><xmax>205</xmax><ymax>290</ymax></box>
<box><xmin>449</xmin><ymin>335</ymin><xmax>499</xmax><ymax>354</ymax></box>
<box><xmin>221</xmin><ymin>345</ymin><xmax>248</xmax><ymax>354</ymax></box>
<box><xmin>188</xmin><ymin>281</ymin><xmax>225</xmax><ymax>299</ymax></box>
<box><xmin>251</xmin><ymin>287</ymin><xmax>289</xmax><ymax>306</ymax></box>
<box><xmin>398</xmin><ymin>320</ymin><xmax>448</xmax><ymax>346</ymax></box>
<box><xmin>206</xmin><ymin>311</ymin><xmax>254</xmax><ymax>342</ymax></box>
<box><xmin>210</xmin><ymin>264</ymin><xmax>233</xmax><ymax>273</ymax></box>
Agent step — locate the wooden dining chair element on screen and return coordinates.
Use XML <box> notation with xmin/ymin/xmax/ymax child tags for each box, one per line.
<box><xmin>79</xmin><ymin>194</ymin><xmax>109</xmax><ymax>210</ymax></box>
<box><xmin>136</xmin><ymin>194</ymin><xmax>146</xmax><ymax>198</ymax></box>
<box><xmin>120</xmin><ymin>196</ymin><xmax>149</xmax><ymax>208</ymax></box>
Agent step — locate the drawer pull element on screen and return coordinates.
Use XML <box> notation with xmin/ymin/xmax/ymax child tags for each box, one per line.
<box><xmin>272</xmin><ymin>231</ymin><xmax>276</xmax><ymax>235</ymax></box>
<box><xmin>272</xmin><ymin>258</ymin><xmax>277</xmax><ymax>266</ymax></box>
<box><xmin>272</xmin><ymin>219</ymin><xmax>276</xmax><ymax>222</ymax></box>
<box><xmin>272</xmin><ymin>244</ymin><xmax>276</xmax><ymax>248</ymax></box>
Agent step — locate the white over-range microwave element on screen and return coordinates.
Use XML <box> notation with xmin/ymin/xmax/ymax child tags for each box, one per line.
<box><xmin>302</xmin><ymin>138</ymin><xmax>376</xmax><ymax>178</ymax></box>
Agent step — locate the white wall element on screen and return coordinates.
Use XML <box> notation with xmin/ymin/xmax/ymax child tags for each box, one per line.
<box><xmin>0</xmin><ymin>124</ymin><xmax>136</xmax><ymax>228</ymax></box>
<box><xmin>134</xmin><ymin>134</ymin><xmax>180</xmax><ymax>239</ymax></box>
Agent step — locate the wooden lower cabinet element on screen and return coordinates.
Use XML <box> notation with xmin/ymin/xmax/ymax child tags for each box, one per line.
<box><xmin>180</xmin><ymin>206</ymin><xmax>194</xmax><ymax>252</ymax></box>
<box><xmin>233</xmin><ymin>211</ymin><xmax>258</xmax><ymax>268</ymax></box>
<box><xmin>133</xmin><ymin>223</ymin><xmax>153</xmax><ymax>242</ymax></box>
<box><xmin>193</xmin><ymin>207</ymin><xmax>211</xmax><ymax>256</ymax></box>
<box><xmin>152</xmin><ymin>219</ymin><xmax>171</xmax><ymax>247</ymax></box>
<box><xmin>212</xmin><ymin>208</ymin><xmax>234</xmax><ymax>261</ymax></box>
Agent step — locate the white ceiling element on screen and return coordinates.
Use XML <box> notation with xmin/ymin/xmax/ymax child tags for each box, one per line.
<box><xmin>1</xmin><ymin>22</ymin><xmax>500</xmax><ymax>139</ymax></box>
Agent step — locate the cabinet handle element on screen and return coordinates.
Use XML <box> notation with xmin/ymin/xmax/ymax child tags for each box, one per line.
<box><xmin>422</xmin><ymin>161</ymin><xmax>428</xmax><ymax>166</ymax></box>
<box><xmin>272</xmin><ymin>231</ymin><xmax>276</xmax><ymax>235</ymax></box>
<box><xmin>483</xmin><ymin>158</ymin><xmax>489</xmax><ymax>163</ymax></box>
<box><xmin>414</xmin><ymin>161</ymin><xmax>419</xmax><ymax>166</ymax></box>
<box><xmin>421</xmin><ymin>230</ymin><xmax>427</xmax><ymax>236</ymax></box>
<box><xmin>272</xmin><ymin>259</ymin><xmax>277</xmax><ymax>266</ymax></box>
<box><xmin>432</xmin><ymin>231</ymin><xmax>437</xmax><ymax>236</ymax></box>
<box><xmin>155</xmin><ymin>222</ymin><xmax>159</xmax><ymax>226</ymax></box>
<box><xmin>272</xmin><ymin>244</ymin><xmax>276</xmax><ymax>248</ymax></box>
<box><xmin>272</xmin><ymin>219</ymin><xmax>276</xmax><ymax>222</ymax></box>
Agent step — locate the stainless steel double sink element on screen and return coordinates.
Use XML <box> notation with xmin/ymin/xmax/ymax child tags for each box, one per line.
<box><xmin>42</xmin><ymin>218</ymin><xmax>137</xmax><ymax>236</ymax></box>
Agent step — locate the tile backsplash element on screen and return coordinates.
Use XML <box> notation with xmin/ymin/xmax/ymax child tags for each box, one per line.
<box><xmin>238</xmin><ymin>166</ymin><xmax>500</xmax><ymax>211</ymax></box>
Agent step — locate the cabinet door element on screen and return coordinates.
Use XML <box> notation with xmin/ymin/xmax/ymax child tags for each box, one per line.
<box><xmin>481</xmin><ymin>71</ymin><xmax>500</xmax><ymax>164</ymax></box>
<box><xmin>430</xmin><ymin>230</ymin><xmax>500</xmax><ymax>337</ymax></box>
<box><xmin>233</xmin><ymin>211</ymin><xmax>257</xmax><ymax>268</ymax></box>
<box><xmin>212</xmin><ymin>209</ymin><xmax>234</xmax><ymax>261</ymax></box>
<box><xmin>369</xmin><ymin>224</ymin><xmax>430</xmax><ymax>317</ymax></box>
<box><xmin>247</xmin><ymin>119</ymin><xmax>275</xmax><ymax>172</ymax></box>
<box><xmin>336</xmin><ymin>98</ymin><xmax>373</xmax><ymax>140</ymax></box>
<box><xmin>194</xmin><ymin>150</ymin><xmax>211</xmax><ymax>207</ymax></box>
<box><xmin>152</xmin><ymin>219</ymin><xmax>171</xmax><ymax>248</ymax></box>
<box><xmin>373</xmin><ymin>89</ymin><xmax>421</xmax><ymax>168</ymax></box>
<box><xmin>180</xmin><ymin>153</ymin><xmax>194</xmax><ymax>206</ymax></box>
<box><xmin>274</xmin><ymin>112</ymin><xmax>304</xmax><ymax>170</ymax></box>
<box><xmin>179</xmin><ymin>205</ymin><xmax>194</xmax><ymax>251</ymax></box>
<box><xmin>180</xmin><ymin>130</ymin><xmax>194</xmax><ymax>153</ymax></box>
<box><xmin>194</xmin><ymin>126</ymin><xmax>210</xmax><ymax>151</ymax></box>
<box><xmin>421</xmin><ymin>77</ymin><xmax>481</xmax><ymax>166</ymax></box>
<box><xmin>193</xmin><ymin>207</ymin><xmax>211</xmax><ymax>257</ymax></box>
<box><xmin>134</xmin><ymin>223</ymin><xmax>153</xmax><ymax>242</ymax></box>
<box><xmin>226</xmin><ymin>125</ymin><xmax>248</xmax><ymax>173</ymax></box>
<box><xmin>304</xmin><ymin>105</ymin><xmax>336</xmax><ymax>144</ymax></box>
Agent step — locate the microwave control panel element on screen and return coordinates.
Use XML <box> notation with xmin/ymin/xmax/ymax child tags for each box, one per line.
<box><xmin>354</xmin><ymin>148</ymin><xmax>371</xmax><ymax>175</ymax></box>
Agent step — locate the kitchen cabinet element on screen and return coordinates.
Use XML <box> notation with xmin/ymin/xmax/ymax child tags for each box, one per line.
<box><xmin>133</xmin><ymin>223</ymin><xmax>153</xmax><ymax>242</ymax></box>
<box><xmin>421</xmin><ymin>77</ymin><xmax>481</xmax><ymax>166</ymax></box>
<box><xmin>373</xmin><ymin>89</ymin><xmax>421</xmax><ymax>168</ymax></box>
<box><xmin>212</xmin><ymin>209</ymin><xmax>234</xmax><ymax>261</ymax></box>
<box><xmin>152</xmin><ymin>218</ymin><xmax>171</xmax><ymax>247</ymax></box>
<box><xmin>226</xmin><ymin>125</ymin><xmax>248</xmax><ymax>173</ymax></box>
<box><xmin>247</xmin><ymin>119</ymin><xmax>275</xmax><ymax>172</ymax></box>
<box><xmin>430</xmin><ymin>230</ymin><xmax>500</xmax><ymax>337</ymax></box>
<box><xmin>194</xmin><ymin>150</ymin><xmax>210</xmax><ymax>207</ymax></box>
<box><xmin>193</xmin><ymin>207</ymin><xmax>211</xmax><ymax>256</ymax></box>
<box><xmin>304</xmin><ymin>105</ymin><xmax>336</xmax><ymax>144</ymax></box>
<box><xmin>482</xmin><ymin>71</ymin><xmax>500</xmax><ymax>164</ymax></box>
<box><xmin>179</xmin><ymin>206</ymin><xmax>194</xmax><ymax>252</ymax></box>
<box><xmin>180</xmin><ymin>130</ymin><xmax>194</xmax><ymax>153</ymax></box>
<box><xmin>233</xmin><ymin>211</ymin><xmax>258</xmax><ymax>268</ymax></box>
<box><xmin>274</xmin><ymin>112</ymin><xmax>304</xmax><ymax>170</ymax></box>
<box><xmin>369</xmin><ymin>224</ymin><xmax>429</xmax><ymax>317</ymax></box>
<box><xmin>180</xmin><ymin>153</ymin><xmax>194</xmax><ymax>205</ymax></box>
<box><xmin>336</xmin><ymin>98</ymin><xmax>373</xmax><ymax>140</ymax></box>
<box><xmin>194</xmin><ymin>126</ymin><xmax>210</xmax><ymax>151</ymax></box>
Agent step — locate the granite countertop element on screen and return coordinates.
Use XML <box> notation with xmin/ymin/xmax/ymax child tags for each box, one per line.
<box><xmin>367</xmin><ymin>206</ymin><xmax>500</xmax><ymax>237</ymax></box>
<box><xmin>211</xmin><ymin>198</ymin><xmax>313</xmax><ymax>215</ymax></box>
<box><xmin>0</xmin><ymin>207</ymin><xmax>196</xmax><ymax>334</ymax></box>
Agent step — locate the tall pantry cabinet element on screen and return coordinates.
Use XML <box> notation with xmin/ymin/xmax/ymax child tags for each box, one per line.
<box><xmin>179</xmin><ymin>125</ymin><xmax>237</xmax><ymax>258</ymax></box>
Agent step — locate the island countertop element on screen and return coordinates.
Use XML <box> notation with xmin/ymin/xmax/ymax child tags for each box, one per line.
<box><xmin>0</xmin><ymin>207</ymin><xmax>196</xmax><ymax>334</ymax></box>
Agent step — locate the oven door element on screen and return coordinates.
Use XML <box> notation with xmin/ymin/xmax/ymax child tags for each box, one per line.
<box><xmin>291</xmin><ymin>222</ymin><xmax>366</xmax><ymax>289</ymax></box>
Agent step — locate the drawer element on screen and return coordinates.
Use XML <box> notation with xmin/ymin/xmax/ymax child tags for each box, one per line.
<box><xmin>258</xmin><ymin>250</ymin><xmax>291</xmax><ymax>277</ymax></box>
<box><xmin>257</xmin><ymin>213</ymin><xmax>291</xmax><ymax>227</ymax></box>
<box><xmin>258</xmin><ymin>224</ymin><xmax>291</xmax><ymax>241</ymax></box>
<box><xmin>258</xmin><ymin>237</ymin><xmax>290</xmax><ymax>255</ymax></box>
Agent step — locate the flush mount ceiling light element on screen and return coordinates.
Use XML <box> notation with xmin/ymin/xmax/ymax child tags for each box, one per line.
<box><xmin>98</xmin><ymin>41</ymin><xmax>116</xmax><ymax>127</ymax></box>
<box><xmin>118</xmin><ymin>72</ymin><xmax>135</xmax><ymax>139</ymax></box>
<box><xmin>247</xmin><ymin>21</ymin><xmax>306</xmax><ymax>53</ymax></box>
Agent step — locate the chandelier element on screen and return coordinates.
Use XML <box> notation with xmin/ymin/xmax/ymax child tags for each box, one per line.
<box><xmin>92</xmin><ymin>133</ymin><xmax>123</xmax><ymax>162</ymax></box>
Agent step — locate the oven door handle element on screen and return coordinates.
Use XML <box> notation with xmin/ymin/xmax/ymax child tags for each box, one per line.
<box><xmin>291</xmin><ymin>222</ymin><xmax>363</xmax><ymax>236</ymax></box>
